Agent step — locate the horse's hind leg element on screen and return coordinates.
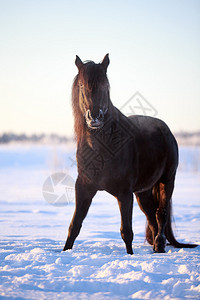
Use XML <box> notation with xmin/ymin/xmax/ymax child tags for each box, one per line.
<box><xmin>117</xmin><ymin>192</ymin><xmax>134</xmax><ymax>254</ymax></box>
<box><xmin>136</xmin><ymin>179</ymin><xmax>175</xmax><ymax>253</ymax></box>
<box><xmin>135</xmin><ymin>190</ymin><xmax>158</xmax><ymax>248</ymax></box>
<box><xmin>153</xmin><ymin>182</ymin><xmax>168</xmax><ymax>252</ymax></box>
<box><xmin>63</xmin><ymin>176</ymin><xmax>97</xmax><ymax>251</ymax></box>
<box><xmin>154</xmin><ymin>179</ymin><xmax>175</xmax><ymax>253</ymax></box>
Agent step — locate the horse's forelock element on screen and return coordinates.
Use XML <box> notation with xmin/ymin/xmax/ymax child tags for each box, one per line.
<box><xmin>78</xmin><ymin>62</ymin><xmax>108</xmax><ymax>91</ymax></box>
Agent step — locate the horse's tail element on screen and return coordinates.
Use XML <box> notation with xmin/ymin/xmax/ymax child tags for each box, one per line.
<box><xmin>165</xmin><ymin>198</ymin><xmax>198</xmax><ymax>248</ymax></box>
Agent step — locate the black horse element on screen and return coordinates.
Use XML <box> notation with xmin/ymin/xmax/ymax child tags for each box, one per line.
<box><xmin>63</xmin><ymin>54</ymin><xmax>197</xmax><ymax>254</ymax></box>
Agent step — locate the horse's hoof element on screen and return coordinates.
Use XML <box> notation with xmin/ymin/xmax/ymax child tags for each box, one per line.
<box><xmin>126</xmin><ymin>247</ymin><xmax>134</xmax><ymax>255</ymax></box>
<box><xmin>154</xmin><ymin>235</ymin><xmax>166</xmax><ymax>253</ymax></box>
<box><xmin>154</xmin><ymin>248</ymin><xmax>166</xmax><ymax>253</ymax></box>
<box><xmin>63</xmin><ymin>244</ymin><xmax>72</xmax><ymax>251</ymax></box>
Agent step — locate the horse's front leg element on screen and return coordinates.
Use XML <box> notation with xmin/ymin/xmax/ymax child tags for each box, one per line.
<box><xmin>117</xmin><ymin>192</ymin><xmax>134</xmax><ymax>255</ymax></box>
<box><xmin>63</xmin><ymin>176</ymin><xmax>97</xmax><ymax>251</ymax></box>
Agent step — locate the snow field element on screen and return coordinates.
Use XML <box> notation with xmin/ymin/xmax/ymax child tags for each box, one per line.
<box><xmin>0</xmin><ymin>144</ymin><xmax>200</xmax><ymax>299</ymax></box>
<box><xmin>1</xmin><ymin>239</ymin><xmax>200</xmax><ymax>300</ymax></box>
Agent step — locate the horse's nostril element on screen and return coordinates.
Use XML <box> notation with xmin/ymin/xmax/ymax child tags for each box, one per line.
<box><xmin>86</xmin><ymin>109</ymin><xmax>92</xmax><ymax>120</ymax></box>
<box><xmin>98</xmin><ymin>109</ymin><xmax>104</xmax><ymax>120</ymax></box>
<box><xmin>86</xmin><ymin>109</ymin><xmax>104</xmax><ymax>122</ymax></box>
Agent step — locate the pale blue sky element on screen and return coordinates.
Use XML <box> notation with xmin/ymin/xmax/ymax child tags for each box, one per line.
<box><xmin>0</xmin><ymin>0</ymin><xmax>200</xmax><ymax>136</ymax></box>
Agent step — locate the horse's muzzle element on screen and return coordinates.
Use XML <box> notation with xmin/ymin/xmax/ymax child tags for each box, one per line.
<box><xmin>85</xmin><ymin>109</ymin><xmax>105</xmax><ymax>129</ymax></box>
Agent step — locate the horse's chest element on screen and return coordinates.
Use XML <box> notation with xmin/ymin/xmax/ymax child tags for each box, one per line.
<box><xmin>77</xmin><ymin>153</ymin><xmax>116</xmax><ymax>184</ymax></box>
<box><xmin>77</xmin><ymin>144</ymin><xmax>133</xmax><ymax>192</ymax></box>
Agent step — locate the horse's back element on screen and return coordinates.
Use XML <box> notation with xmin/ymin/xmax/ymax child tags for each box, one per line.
<box><xmin>128</xmin><ymin>115</ymin><xmax>177</xmax><ymax>149</ymax></box>
<box><xmin>129</xmin><ymin>115</ymin><xmax>172</xmax><ymax>135</ymax></box>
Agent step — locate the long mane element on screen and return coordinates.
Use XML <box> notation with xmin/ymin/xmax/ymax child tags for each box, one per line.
<box><xmin>71</xmin><ymin>74</ymin><xmax>86</xmax><ymax>142</ymax></box>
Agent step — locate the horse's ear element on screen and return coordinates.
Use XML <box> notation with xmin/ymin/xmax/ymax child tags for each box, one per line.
<box><xmin>75</xmin><ymin>55</ymin><xmax>83</xmax><ymax>71</ymax></box>
<box><xmin>101</xmin><ymin>54</ymin><xmax>110</xmax><ymax>72</ymax></box>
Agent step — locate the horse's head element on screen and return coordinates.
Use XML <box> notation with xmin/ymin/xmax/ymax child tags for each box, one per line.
<box><xmin>74</xmin><ymin>54</ymin><xmax>110</xmax><ymax>130</ymax></box>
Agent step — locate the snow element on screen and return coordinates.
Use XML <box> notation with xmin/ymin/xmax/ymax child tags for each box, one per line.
<box><xmin>0</xmin><ymin>144</ymin><xmax>200</xmax><ymax>299</ymax></box>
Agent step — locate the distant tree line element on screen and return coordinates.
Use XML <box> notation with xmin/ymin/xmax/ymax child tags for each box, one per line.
<box><xmin>0</xmin><ymin>131</ymin><xmax>200</xmax><ymax>145</ymax></box>
<box><xmin>174</xmin><ymin>131</ymin><xmax>200</xmax><ymax>146</ymax></box>
<box><xmin>0</xmin><ymin>133</ymin><xmax>71</xmax><ymax>144</ymax></box>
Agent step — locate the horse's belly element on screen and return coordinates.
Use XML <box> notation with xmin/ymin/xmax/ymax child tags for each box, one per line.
<box><xmin>132</xmin><ymin>170</ymin><xmax>163</xmax><ymax>193</ymax></box>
